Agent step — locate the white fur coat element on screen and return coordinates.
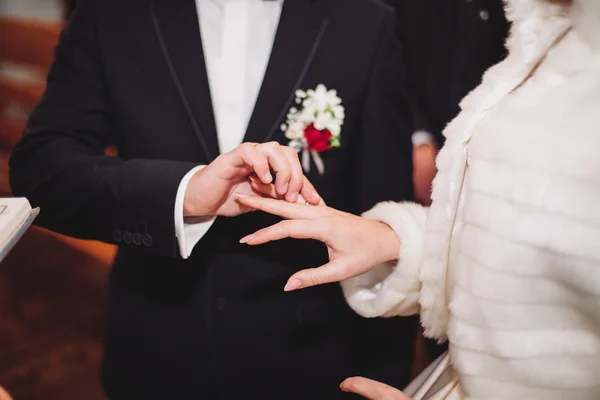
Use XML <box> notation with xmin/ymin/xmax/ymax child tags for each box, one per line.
<box><xmin>341</xmin><ymin>0</ymin><xmax>600</xmax><ymax>398</ymax></box>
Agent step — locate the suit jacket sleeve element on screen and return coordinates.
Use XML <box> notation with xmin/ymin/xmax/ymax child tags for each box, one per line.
<box><xmin>9</xmin><ymin>0</ymin><xmax>197</xmax><ymax>258</ymax></box>
<box><xmin>349</xmin><ymin>9</ymin><xmax>414</xmax><ymax>214</ymax></box>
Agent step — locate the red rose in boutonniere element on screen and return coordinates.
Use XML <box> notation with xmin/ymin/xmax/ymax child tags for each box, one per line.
<box><xmin>281</xmin><ymin>84</ymin><xmax>344</xmax><ymax>175</ymax></box>
<box><xmin>304</xmin><ymin>124</ymin><xmax>332</xmax><ymax>152</ymax></box>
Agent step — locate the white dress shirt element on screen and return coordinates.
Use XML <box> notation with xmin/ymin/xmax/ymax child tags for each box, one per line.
<box><xmin>411</xmin><ymin>130</ymin><xmax>437</xmax><ymax>147</ymax></box>
<box><xmin>174</xmin><ymin>0</ymin><xmax>283</xmax><ymax>259</ymax></box>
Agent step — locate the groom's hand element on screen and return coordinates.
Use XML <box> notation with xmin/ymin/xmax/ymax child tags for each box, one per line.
<box><xmin>183</xmin><ymin>142</ymin><xmax>320</xmax><ymax>217</ymax></box>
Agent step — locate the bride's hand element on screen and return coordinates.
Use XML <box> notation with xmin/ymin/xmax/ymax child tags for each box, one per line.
<box><xmin>236</xmin><ymin>195</ymin><xmax>400</xmax><ymax>291</ymax></box>
<box><xmin>341</xmin><ymin>377</ymin><xmax>411</xmax><ymax>399</ymax></box>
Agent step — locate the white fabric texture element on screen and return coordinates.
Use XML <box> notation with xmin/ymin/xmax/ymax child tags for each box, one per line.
<box><xmin>341</xmin><ymin>0</ymin><xmax>600</xmax><ymax>398</ymax></box>
<box><xmin>174</xmin><ymin>165</ymin><xmax>213</xmax><ymax>259</ymax></box>
<box><xmin>411</xmin><ymin>130</ymin><xmax>437</xmax><ymax>147</ymax></box>
<box><xmin>174</xmin><ymin>0</ymin><xmax>283</xmax><ymax>259</ymax></box>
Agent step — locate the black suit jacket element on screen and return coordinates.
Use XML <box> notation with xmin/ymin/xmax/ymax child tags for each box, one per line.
<box><xmin>10</xmin><ymin>0</ymin><xmax>415</xmax><ymax>398</ymax></box>
<box><xmin>389</xmin><ymin>0</ymin><xmax>509</xmax><ymax>146</ymax></box>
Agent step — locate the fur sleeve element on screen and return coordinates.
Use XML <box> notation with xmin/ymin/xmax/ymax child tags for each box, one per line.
<box><xmin>340</xmin><ymin>201</ymin><xmax>428</xmax><ymax>318</ymax></box>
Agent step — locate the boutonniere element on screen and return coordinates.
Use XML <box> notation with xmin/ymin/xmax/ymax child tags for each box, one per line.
<box><xmin>281</xmin><ymin>84</ymin><xmax>344</xmax><ymax>175</ymax></box>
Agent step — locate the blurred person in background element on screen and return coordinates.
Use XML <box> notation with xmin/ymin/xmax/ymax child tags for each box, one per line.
<box><xmin>386</xmin><ymin>0</ymin><xmax>509</xmax><ymax>205</ymax></box>
<box><xmin>237</xmin><ymin>0</ymin><xmax>600</xmax><ymax>398</ymax></box>
<box><xmin>9</xmin><ymin>0</ymin><xmax>417</xmax><ymax>398</ymax></box>
<box><xmin>63</xmin><ymin>0</ymin><xmax>76</xmax><ymax>19</ymax></box>
<box><xmin>62</xmin><ymin>0</ymin><xmax>77</xmax><ymax>20</ymax></box>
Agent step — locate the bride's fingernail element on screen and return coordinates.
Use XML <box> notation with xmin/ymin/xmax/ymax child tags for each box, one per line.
<box><xmin>264</xmin><ymin>172</ymin><xmax>273</xmax><ymax>183</ymax></box>
<box><xmin>281</xmin><ymin>183</ymin><xmax>289</xmax><ymax>193</ymax></box>
<box><xmin>290</xmin><ymin>192</ymin><xmax>298</xmax><ymax>202</ymax></box>
<box><xmin>239</xmin><ymin>234</ymin><xmax>254</xmax><ymax>244</ymax></box>
<box><xmin>284</xmin><ymin>279</ymin><xmax>302</xmax><ymax>292</ymax></box>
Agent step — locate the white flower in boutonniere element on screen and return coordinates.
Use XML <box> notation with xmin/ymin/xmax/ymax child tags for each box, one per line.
<box><xmin>280</xmin><ymin>84</ymin><xmax>344</xmax><ymax>175</ymax></box>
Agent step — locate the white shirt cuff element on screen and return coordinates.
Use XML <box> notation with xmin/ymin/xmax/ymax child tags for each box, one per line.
<box><xmin>174</xmin><ymin>165</ymin><xmax>216</xmax><ymax>259</ymax></box>
<box><xmin>411</xmin><ymin>130</ymin><xmax>437</xmax><ymax>147</ymax></box>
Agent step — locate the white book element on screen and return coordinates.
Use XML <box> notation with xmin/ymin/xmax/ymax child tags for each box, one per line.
<box><xmin>0</xmin><ymin>197</ymin><xmax>39</xmax><ymax>263</ymax></box>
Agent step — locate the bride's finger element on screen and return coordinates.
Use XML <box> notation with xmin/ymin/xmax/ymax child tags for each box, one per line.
<box><xmin>240</xmin><ymin>219</ymin><xmax>326</xmax><ymax>245</ymax></box>
<box><xmin>284</xmin><ymin>258</ymin><xmax>353</xmax><ymax>291</ymax></box>
<box><xmin>237</xmin><ymin>196</ymin><xmax>331</xmax><ymax>220</ymax></box>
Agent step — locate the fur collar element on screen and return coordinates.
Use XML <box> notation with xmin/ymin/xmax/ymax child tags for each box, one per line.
<box><xmin>505</xmin><ymin>0</ymin><xmax>600</xmax><ymax>50</ymax></box>
<box><xmin>570</xmin><ymin>0</ymin><xmax>600</xmax><ymax>50</ymax></box>
<box><xmin>504</xmin><ymin>0</ymin><xmax>569</xmax><ymax>22</ymax></box>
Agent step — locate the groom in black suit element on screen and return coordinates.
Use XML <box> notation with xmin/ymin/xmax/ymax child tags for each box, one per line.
<box><xmin>10</xmin><ymin>0</ymin><xmax>415</xmax><ymax>398</ymax></box>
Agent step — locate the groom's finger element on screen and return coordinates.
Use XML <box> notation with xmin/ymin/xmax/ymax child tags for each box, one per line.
<box><xmin>299</xmin><ymin>176</ymin><xmax>322</xmax><ymax>205</ymax></box>
<box><xmin>281</xmin><ymin>146</ymin><xmax>304</xmax><ymax>203</ymax></box>
<box><xmin>249</xmin><ymin>178</ymin><xmax>279</xmax><ymax>199</ymax></box>
<box><xmin>256</xmin><ymin>142</ymin><xmax>292</xmax><ymax>195</ymax></box>
<box><xmin>249</xmin><ymin>179</ymin><xmax>309</xmax><ymax>205</ymax></box>
<box><xmin>340</xmin><ymin>377</ymin><xmax>410</xmax><ymax>400</ymax></box>
<box><xmin>236</xmin><ymin>143</ymin><xmax>272</xmax><ymax>183</ymax></box>
<box><xmin>250</xmin><ymin>176</ymin><xmax>322</xmax><ymax>206</ymax></box>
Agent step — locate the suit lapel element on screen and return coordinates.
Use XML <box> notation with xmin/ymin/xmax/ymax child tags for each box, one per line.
<box><xmin>243</xmin><ymin>0</ymin><xmax>330</xmax><ymax>145</ymax></box>
<box><xmin>151</xmin><ymin>0</ymin><xmax>220</xmax><ymax>160</ymax></box>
